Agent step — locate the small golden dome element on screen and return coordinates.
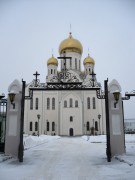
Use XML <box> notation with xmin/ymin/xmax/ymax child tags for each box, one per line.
<box><xmin>47</xmin><ymin>55</ymin><xmax>58</xmax><ymax>66</ymax></box>
<box><xmin>83</xmin><ymin>54</ymin><xmax>95</xmax><ymax>65</ymax></box>
<box><xmin>59</xmin><ymin>32</ymin><xmax>83</xmax><ymax>55</ymax></box>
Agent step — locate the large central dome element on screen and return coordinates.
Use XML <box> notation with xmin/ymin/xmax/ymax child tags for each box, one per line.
<box><xmin>59</xmin><ymin>32</ymin><xmax>83</xmax><ymax>55</ymax></box>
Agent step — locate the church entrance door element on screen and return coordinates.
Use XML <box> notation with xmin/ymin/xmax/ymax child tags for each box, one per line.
<box><xmin>69</xmin><ymin>128</ymin><xmax>74</xmax><ymax>136</ymax></box>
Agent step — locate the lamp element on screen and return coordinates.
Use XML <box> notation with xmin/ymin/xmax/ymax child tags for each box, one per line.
<box><xmin>8</xmin><ymin>91</ymin><xmax>16</xmax><ymax>104</ymax></box>
<box><xmin>8</xmin><ymin>91</ymin><xmax>16</xmax><ymax>108</ymax></box>
<box><xmin>113</xmin><ymin>90</ymin><xmax>120</xmax><ymax>108</ymax></box>
<box><xmin>37</xmin><ymin>114</ymin><xmax>40</xmax><ymax>119</ymax></box>
<box><xmin>113</xmin><ymin>91</ymin><xmax>120</xmax><ymax>102</ymax></box>
<box><xmin>98</xmin><ymin>114</ymin><xmax>101</xmax><ymax>120</ymax></box>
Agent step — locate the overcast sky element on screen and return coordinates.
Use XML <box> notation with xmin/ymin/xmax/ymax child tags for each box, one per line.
<box><xmin>0</xmin><ymin>0</ymin><xmax>135</xmax><ymax>118</ymax></box>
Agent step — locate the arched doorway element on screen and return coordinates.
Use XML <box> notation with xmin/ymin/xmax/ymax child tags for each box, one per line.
<box><xmin>69</xmin><ymin>128</ymin><xmax>74</xmax><ymax>136</ymax></box>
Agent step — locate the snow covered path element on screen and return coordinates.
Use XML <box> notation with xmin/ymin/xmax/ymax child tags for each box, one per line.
<box><xmin>0</xmin><ymin>136</ymin><xmax>135</xmax><ymax>180</ymax></box>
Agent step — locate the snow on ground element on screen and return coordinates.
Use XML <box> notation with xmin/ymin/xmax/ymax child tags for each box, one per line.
<box><xmin>0</xmin><ymin>134</ymin><xmax>135</xmax><ymax>180</ymax></box>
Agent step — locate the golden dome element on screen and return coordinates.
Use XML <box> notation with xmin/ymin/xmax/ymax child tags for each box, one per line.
<box><xmin>83</xmin><ymin>54</ymin><xmax>95</xmax><ymax>65</ymax></box>
<box><xmin>59</xmin><ymin>32</ymin><xmax>83</xmax><ymax>55</ymax></box>
<box><xmin>47</xmin><ymin>55</ymin><xmax>58</xmax><ymax>66</ymax></box>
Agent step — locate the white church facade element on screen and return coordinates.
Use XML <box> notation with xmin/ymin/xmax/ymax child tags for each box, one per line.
<box><xmin>24</xmin><ymin>32</ymin><xmax>106</xmax><ymax>136</ymax></box>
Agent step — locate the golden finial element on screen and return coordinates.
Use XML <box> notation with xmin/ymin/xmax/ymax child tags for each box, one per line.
<box><xmin>69</xmin><ymin>24</ymin><xmax>72</xmax><ymax>38</ymax></box>
<box><xmin>88</xmin><ymin>48</ymin><xmax>90</xmax><ymax>56</ymax></box>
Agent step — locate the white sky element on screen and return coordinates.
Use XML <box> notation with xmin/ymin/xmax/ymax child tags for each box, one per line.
<box><xmin>0</xmin><ymin>0</ymin><xmax>135</xmax><ymax>118</ymax></box>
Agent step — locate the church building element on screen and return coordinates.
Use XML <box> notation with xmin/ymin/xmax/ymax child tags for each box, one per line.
<box><xmin>24</xmin><ymin>32</ymin><xmax>106</xmax><ymax>136</ymax></box>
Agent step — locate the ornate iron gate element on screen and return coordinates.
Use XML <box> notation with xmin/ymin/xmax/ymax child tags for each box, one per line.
<box><xmin>0</xmin><ymin>98</ymin><xmax>7</xmax><ymax>152</ymax></box>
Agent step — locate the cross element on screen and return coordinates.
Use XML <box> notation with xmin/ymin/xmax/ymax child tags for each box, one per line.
<box><xmin>57</xmin><ymin>51</ymin><xmax>72</xmax><ymax>81</ymax></box>
<box><xmin>33</xmin><ymin>71</ymin><xmax>40</xmax><ymax>87</ymax></box>
<box><xmin>90</xmin><ymin>70</ymin><xmax>96</xmax><ymax>87</ymax></box>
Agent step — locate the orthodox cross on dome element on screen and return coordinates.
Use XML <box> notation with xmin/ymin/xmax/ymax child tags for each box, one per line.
<box><xmin>33</xmin><ymin>71</ymin><xmax>40</xmax><ymax>87</ymax></box>
<box><xmin>57</xmin><ymin>51</ymin><xmax>72</xmax><ymax>82</ymax></box>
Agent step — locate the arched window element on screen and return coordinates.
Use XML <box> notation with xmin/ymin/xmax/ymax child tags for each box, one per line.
<box><xmin>30</xmin><ymin>98</ymin><xmax>33</xmax><ymax>110</ymax></box>
<box><xmin>52</xmin><ymin>122</ymin><xmax>55</xmax><ymax>131</ymax></box>
<box><xmin>70</xmin><ymin>116</ymin><xmax>73</xmax><ymax>122</ymax></box>
<box><xmin>69</xmin><ymin>98</ymin><xmax>73</xmax><ymax>107</ymax></box>
<box><xmin>52</xmin><ymin>98</ymin><xmax>55</xmax><ymax>110</ymax></box>
<box><xmin>93</xmin><ymin>97</ymin><xmax>96</xmax><ymax>109</ymax></box>
<box><xmin>35</xmin><ymin>98</ymin><xmax>38</xmax><ymax>110</ymax></box>
<box><xmin>64</xmin><ymin>100</ymin><xmax>67</xmax><ymax>108</ymax></box>
<box><xmin>47</xmin><ymin>98</ymin><xmax>50</xmax><ymax>110</ymax></box>
<box><xmin>95</xmin><ymin>121</ymin><xmax>98</xmax><ymax>131</ymax></box>
<box><xmin>35</xmin><ymin>122</ymin><xmax>38</xmax><ymax>131</ymax></box>
<box><xmin>75</xmin><ymin>100</ymin><xmax>78</xmax><ymax>107</ymax></box>
<box><xmin>87</xmin><ymin>97</ymin><xmax>90</xmax><ymax>109</ymax></box>
<box><xmin>30</xmin><ymin>122</ymin><xmax>32</xmax><ymax>131</ymax></box>
<box><xmin>86</xmin><ymin>121</ymin><xmax>90</xmax><ymax>131</ymax></box>
<box><xmin>47</xmin><ymin>121</ymin><xmax>49</xmax><ymax>131</ymax></box>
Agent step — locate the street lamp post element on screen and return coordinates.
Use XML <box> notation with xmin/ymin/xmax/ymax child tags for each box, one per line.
<box><xmin>37</xmin><ymin>114</ymin><xmax>41</xmax><ymax>136</ymax></box>
<box><xmin>98</xmin><ymin>114</ymin><xmax>101</xmax><ymax>135</ymax></box>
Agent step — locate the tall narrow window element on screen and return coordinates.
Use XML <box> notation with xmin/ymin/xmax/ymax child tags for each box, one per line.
<box><xmin>30</xmin><ymin>98</ymin><xmax>33</xmax><ymax>110</ymax></box>
<box><xmin>79</xmin><ymin>59</ymin><xmax>80</xmax><ymax>70</ymax></box>
<box><xmin>35</xmin><ymin>98</ymin><xmax>38</xmax><ymax>110</ymax></box>
<box><xmin>61</xmin><ymin>60</ymin><xmax>62</xmax><ymax>70</ymax></box>
<box><xmin>47</xmin><ymin>121</ymin><xmax>49</xmax><ymax>131</ymax></box>
<box><xmin>30</xmin><ymin>122</ymin><xmax>32</xmax><ymax>131</ymax></box>
<box><xmin>47</xmin><ymin>98</ymin><xmax>50</xmax><ymax>110</ymax></box>
<box><xmin>51</xmin><ymin>69</ymin><xmax>53</xmax><ymax>74</ymax></box>
<box><xmin>75</xmin><ymin>58</ymin><xmax>77</xmax><ymax>69</ymax></box>
<box><xmin>52</xmin><ymin>98</ymin><xmax>55</xmax><ymax>110</ymax></box>
<box><xmin>35</xmin><ymin>122</ymin><xmax>38</xmax><ymax>131</ymax></box>
<box><xmin>93</xmin><ymin>97</ymin><xmax>96</xmax><ymax>109</ymax></box>
<box><xmin>54</xmin><ymin>69</ymin><xmax>55</xmax><ymax>74</ymax></box>
<box><xmin>89</xmin><ymin>68</ymin><xmax>91</xmax><ymax>74</ymax></box>
<box><xmin>86</xmin><ymin>122</ymin><xmax>90</xmax><ymax>131</ymax></box>
<box><xmin>64</xmin><ymin>100</ymin><xmax>67</xmax><ymax>108</ymax></box>
<box><xmin>64</xmin><ymin>59</ymin><xmax>66</xmax><ymax>69</ymax></box>
<box><xmin>52</xmin><ymin>122</ymin><xmax>55</xmax><ymax>131</ymax></box>
<box><xmin>75</xmin><ymin>100</ymin><xmax>78</xmax><ymax>107</ymax></box>
<box><xmin>87</xmin><ymin>97</ymin><xmax>90</xmax><ymax>109</ymax></box>
<box><xmin>95</xmin><ymin>121</ymin><xmax>98</xmax><ymax>131</ymax></box>
<box><xmin>70</xmin><ymin>58</ymin><xmax>72</xmax><ymax>68</ymax></box>
<box><xmin>70</xmin><ymin>116</ymin><xmax>73</xmax><ymax>122</ymax></box>
<box><xmin>69</xmin><ymin>98</ymin><xmax>73</xmax><ymax>107</ymax></box>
